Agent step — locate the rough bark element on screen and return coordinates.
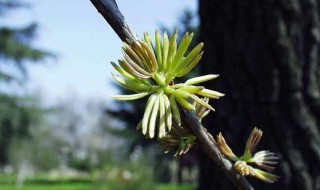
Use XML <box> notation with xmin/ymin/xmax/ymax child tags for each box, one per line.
<box><xmin>199</xmin><ymin>0</ymin><xmax>320</xmax><ymax>189</ymax></box>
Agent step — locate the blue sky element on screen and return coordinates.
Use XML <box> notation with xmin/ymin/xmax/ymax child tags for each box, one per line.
<box><xmin>5</xmin><ymin>0</ymin><xmax>197</xmax><ymax>104</ymax></box>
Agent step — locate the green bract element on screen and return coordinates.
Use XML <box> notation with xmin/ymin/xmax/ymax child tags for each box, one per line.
<box><xmin>217</xmin><ymin>128</ymin><xmax>279</xmax><ymax>183</ymax></box>
<box><xmin>112</xmin><ymin>30</ymin><xmax>224</xmax><ymax>139</ymax></box>
<box><xmin>159</xmin><ymin>98</ymin><xmax>212</xmax><ymax>156</ymax></box>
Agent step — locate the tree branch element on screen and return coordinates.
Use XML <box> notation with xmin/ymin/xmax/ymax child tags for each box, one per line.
<box><xmin>183</xmin><ymin>110</ymin><xmax>254</xmax><ymax>190</ymax></box>
<box><xmin>90</xmin><ymin>0</ymin><xmax>134</xmax><ymax>41</ymax></box>
<box><xmin>89</xmin><ymin>0</ymin><xmax>254</xmax><ymax>189</ymax></box>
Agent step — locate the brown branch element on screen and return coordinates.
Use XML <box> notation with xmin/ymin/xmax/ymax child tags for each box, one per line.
<box><xmin>183</xmin><ymin>110</ymin><xmax>254</xmax><ymax>190</ymax></box>
<box><xmin>89</xmin><ymin>0</ymin><xmax>254</xmax><ymax>189</ymax></box>
<box><xmin>90</xmin><ymin>0</ymin><xmax>134</xmax><ymax>41</ymax></box>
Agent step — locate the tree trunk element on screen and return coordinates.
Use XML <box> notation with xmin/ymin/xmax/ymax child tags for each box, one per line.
<box><xmin>199</xmin><ymin>0</ymin><xmax>320</xmax><ymax>189</ymax></box>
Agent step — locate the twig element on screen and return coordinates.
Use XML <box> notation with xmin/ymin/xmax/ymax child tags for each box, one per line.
<box><xmin>183</xmin><ymin>110</ymin><xmax>254</xmax><ymax>190</ymax></box>
<box><xmin>90</xmin><ymin>0</ymin><xmax>133</xmax><ymax>41</ymax></box>
<box><xmin>89</xmin><ymin>0</ymin><xmax>255</xmax><ymax>189</ymax></box>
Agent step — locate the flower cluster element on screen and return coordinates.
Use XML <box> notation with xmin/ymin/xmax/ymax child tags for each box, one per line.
<box><xmin>158</xmin><ymin>98</ymin><xmax>212</xmax><ymax>156</ymax></box>
<box><xmin>112</xmin><ymin>30</ymin><xmax>223</xmax><ymax>139</ymax></box>
<box><xmin>217</xmin><ymin>128</ymin><xmax>279</xmax><ymax>183</ymax></box>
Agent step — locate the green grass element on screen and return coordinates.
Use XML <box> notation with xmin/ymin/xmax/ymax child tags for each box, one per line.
<box><xmin>0</xmin><ymin>174</ymin><xmax>15</xmax><ymax>183</ymax></box>
<box><xmin>156</xmin><ymin>184</ymin><xmax>196</xmax><ymax>190</ymax></box>
<box><xmin>0</xmin><ymin>183</ymin><xmax>195</xmax><ymax>190</ymax></box>
<box><xmin>0</xmin><ymin>174</ymin><xmax>195</xmax><ymax>190</ymax></box>
<box><xmin>0</xmin><ymin>183</ymin><xmax>91</xmax><ymax>190</ymax></box>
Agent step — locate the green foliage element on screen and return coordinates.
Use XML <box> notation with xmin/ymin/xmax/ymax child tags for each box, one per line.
<box><xmin>0</xmin><ymin>23</ymin><xmax>52</xmax><ymax>81</ymax></box>
<box><xmin>0</xmin><ymin>95</ymin><xmax>44</xmax><ymax>164</ymax></box>
<box><xmin>69</xmin><ymin>156</ymin><xmax>94</xmax><ymax>172</ymax></box>
<box><xmin>0</xmin><ymin>0</ymin><xmax>53</xmax><ymax>83</ymax></box>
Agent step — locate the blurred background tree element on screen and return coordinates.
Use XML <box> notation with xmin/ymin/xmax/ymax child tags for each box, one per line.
<box><xmin>0</xmin><ymin>0</ymin><xmax>51</xmax><ymax>165</ymax></box>
<box><xmin>198</xmin><ymin>0</ymin><xmax>320</xmax><ymax>190</ymax></box>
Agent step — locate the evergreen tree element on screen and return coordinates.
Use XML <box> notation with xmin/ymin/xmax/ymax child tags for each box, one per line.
<box><xmin>0</xmin><ymin>0</ymin><xmax>50</xmax><ymax>165</ymax></box>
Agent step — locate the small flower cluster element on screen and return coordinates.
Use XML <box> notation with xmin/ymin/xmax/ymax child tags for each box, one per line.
<box><xmin>159</xmin><ymin>123</ymin><xmax>196</xmax><ymax>157</ymax></box>
<box><xmin>112</xmin><ymin>30</ymin><xmax>223</xmax><ymax>139</ymax></box>
<box><xmin>158</xmin><ymin>98</ymin><xmax>211</xmax><ymax>156</ymax></box>
<box><xmin>217</xmin><ymin>128</ymin><xmax>279</xmax><ymax>183</ymax></box>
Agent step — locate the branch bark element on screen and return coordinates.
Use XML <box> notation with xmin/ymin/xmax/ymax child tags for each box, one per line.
<box><xmin>183</xmin><ymin>110</ymin><xmax>254</xmax><ymax>190</ymax></box>
<box><xmin>89</xmin><ymin>0</ymin><xmax>254</xmax><ymax>189</ymax></box>
<box><xmin>90</xmin><ymin>0</ymin><xmax>134</xmax><ymax>41</ymax></box>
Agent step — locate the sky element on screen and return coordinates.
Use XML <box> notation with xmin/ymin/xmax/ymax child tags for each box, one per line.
<box><xmin>4</xmin><ymin>0</ymin><xmax>198</xmax><ymax>105</ymax></box>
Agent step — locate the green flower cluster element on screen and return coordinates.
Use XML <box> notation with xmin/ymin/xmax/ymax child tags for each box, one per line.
<box><xmin>159</xmin><ymin>98</ymin><xmax>211</xmax><ymax>156</ymax></box>
<box><xmin>112</xmin><ymin>30</ymin><xmax>223</xmax><ymax>139</ymax></box>
<box><xmin>217</xmin><ymin>128</ymin><xmax>279</xmax><ymax>183</ymax></box>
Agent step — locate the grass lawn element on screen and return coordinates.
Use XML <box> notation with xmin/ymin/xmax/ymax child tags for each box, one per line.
<box><xmin>157</xmin><ymin>184</ymin><xmax>196</xmax><ymax>190</ymax></box>
<box><xmin>0</xmin><ymin>183</ymin><xmax>195</xmax><ymax>190</ymax></box>
<box><xmin>0</xmin><ymin>183</ymin><xmax>91</xmax><ymax>190</ymax></box>
<box><xmin>0</xmin><ymin>174</ymin><xmax>195</xmax><ymax>190</ymax></box>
